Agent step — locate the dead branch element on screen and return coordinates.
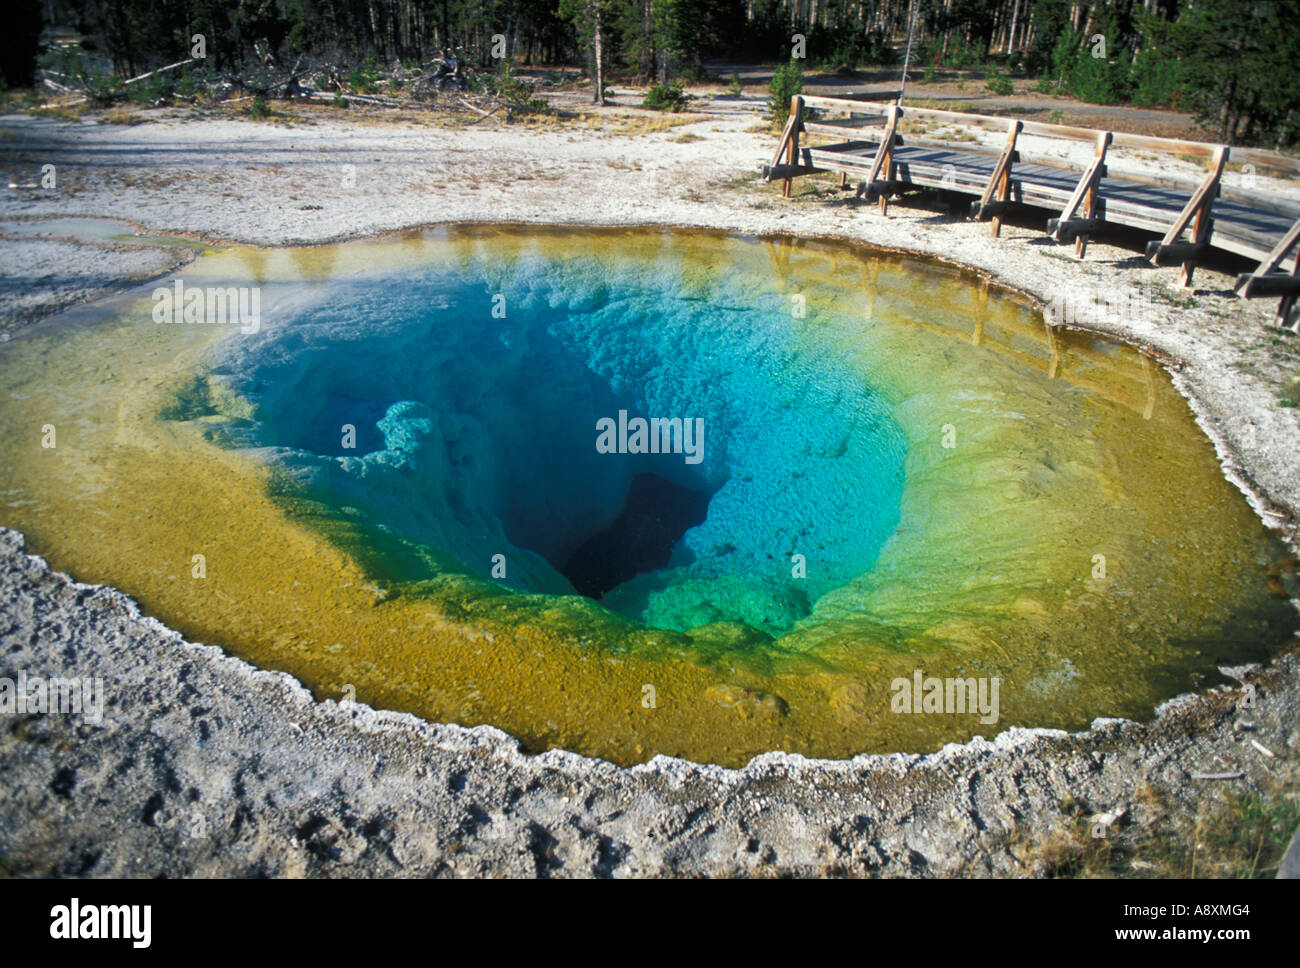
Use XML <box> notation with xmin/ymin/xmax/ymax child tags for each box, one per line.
<box><xmin>123</xmin><ymin>58</ymin><xmax>198</xmax><ymax>87</ymax></box>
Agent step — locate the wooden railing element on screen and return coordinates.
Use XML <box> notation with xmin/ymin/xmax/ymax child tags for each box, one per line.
<box><xmin>763</xmin><ymin>94</ymin><xmax>1300</xmax><ymax>327</ymax></box>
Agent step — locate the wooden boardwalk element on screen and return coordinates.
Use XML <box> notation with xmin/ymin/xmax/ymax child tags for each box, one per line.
<box><xmin>763</xmin><ymin>95</ymin><xmax>1300</xmax><ymax>329</ymax></box>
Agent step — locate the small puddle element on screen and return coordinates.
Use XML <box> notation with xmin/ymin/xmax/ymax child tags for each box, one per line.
<box><xmin>0</xmin><ymin>216</ymin><xmax>207</xmax><ymax>250</ymax></box>
<box><xmin>0</xmin><ymin>224</ymin><xmax>1293</xmax><ymax>766</ymax></box>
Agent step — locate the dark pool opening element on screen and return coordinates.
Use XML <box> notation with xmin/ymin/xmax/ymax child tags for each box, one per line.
<box><xmin>208</xmin><ymin>255</ymin><xmax>909</xmax><ymax>631</ymax></box>
<box><xmin>559</xmin><ymin>472</ymin><xmax>713</xmax><ymax>599</ymax></box>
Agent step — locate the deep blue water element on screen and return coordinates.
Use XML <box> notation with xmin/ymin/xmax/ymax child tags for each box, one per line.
<box><xmin>203</xmin><ymin>253</ymin><xmax>908</xmax><ymax>634</ymax></box>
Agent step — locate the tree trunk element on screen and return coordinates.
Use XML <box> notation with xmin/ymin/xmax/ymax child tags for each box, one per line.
<box><xmin>643</xmin><ymin>0</ymin><xmax>655</xmax><ymax>83</ymax></box>
<box><xmin>593</xmin><ymin>3</ymin><xmax>606</xmax><ymax>105</ymax></box>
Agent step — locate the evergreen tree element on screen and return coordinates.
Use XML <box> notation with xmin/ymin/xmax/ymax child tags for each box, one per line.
<box><xmin>1146</xmin><ymin>0</ymin><xmax>1300</xmax><ymax>146</ymax></box>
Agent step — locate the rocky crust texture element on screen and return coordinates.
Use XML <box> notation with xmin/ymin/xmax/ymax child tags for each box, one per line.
<box><xmin>1</xmin><ymin>527</ymin><xmax>1296</xmax><ymax>877</ymax></box>
<box><xmin>0</xmin><ymin>233</ymin><xmax>193</xmax><ymax>335</ymax></box>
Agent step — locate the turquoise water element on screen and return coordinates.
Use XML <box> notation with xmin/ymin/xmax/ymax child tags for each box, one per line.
<box><xmin>206</xmin><ymin>250</ymin><xmax>907</xmax><ymax>635</ymax></box>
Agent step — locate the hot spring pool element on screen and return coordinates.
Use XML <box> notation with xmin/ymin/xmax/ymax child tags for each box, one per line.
<box><xmin>0</xmin><ymin>225</ymin><xmax>1294</xmax><ymax>766</ymax></box>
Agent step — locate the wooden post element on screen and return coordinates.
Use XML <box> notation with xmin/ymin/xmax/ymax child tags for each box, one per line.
<box><xmin>1045</xmin><ymin>130</ymin><xmax>1111</xmax><ymax>258</ymax></box>
<box><xmin>767</xmin><ymin>102</ymin><xmax>800</xmax><ymax>186</ymax></box>
<box><xmin>1181</xmin><ymin>215</ymin><xmax>1210</xmax><ymax>287</ymax></box>
<box><xmin>1235</xmin><ymin>215</ymin><xmax>1300</xmax><ymax>329</ymax></box>
<box><xmin>881</xmin><ymin>104</ymin><xmax>898</xmax><ymax>216</ymax></box>
<box><xmin>1145</xmin><ymin>145</ymin><xmax>1228</xmax><ymax>287</ymax></box>
<box><xmin>866</xmin><ymin>102</ymin><xmax>901</xmax><ymax>216</ymax></box>
<box><xmin>1240</xmin><ymin>216</ymin><xmax>1300</xmax><ymax>283</ymax></box>
<box><xmin>1180</xmin><ymin>150</ymin><xmax>1227</xmax><ymax>286</ymax></box>
<box><xmin>974</xmin><ymin>119</ymin><xmax>1022</xmax><ymax>237</ymax></box>
<box><xmin>782</xmin><ymin>95</ymin><xmax>805</xmax><ymax>199</ymax></box>
<box><xmin>769</xmin><ymin>107</ymin><xmax>799</xmax><ymax>171</ymax></box>
<box><xmin>1075</xmin><ymin>131</ymin><xmax>1112</xmax><ymax>259</ymax></box>
<box><xmin>1270</xmin><ymin>233</ymin><xmax>1300</xmax><ymax>328</ymax></box>
<box><xmin>1276</xmin><ymin>266</ymin><xmax>1300</xmax><ymax>330</ymax></box>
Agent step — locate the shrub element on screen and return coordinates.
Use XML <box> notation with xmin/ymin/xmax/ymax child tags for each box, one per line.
<box><xmin>126</xmin><ymin>72</ymin><xmax>174</xmax><ymax>106</ymax></box>
<box><xmin>82</xmin><ymin>71</ymin><xmax>123</xmax><ymax>106</ymax></box>
<box><xmin>174</xmin><ymin>70</ymin><xmax>207</xmax><ymax>101</ymax></box>
<box><xmin>942</xmin><ymin>37</ymin><xmax>985</xmax><ymax>70</ymax></box>
<box><xmin>1067</xmin><ymin>47</ymin><xmax>1130</xmax><ymax>105</ymax></box>
<box><xmin>985</xmin><ymin>66</ymin><xmax>1014</xmax><ymax>96</ymax></box>
<box><xmin>727</xmin><ymin>71</ymin><xmax>743</xmax><ymax>97</ymax></box>
<box><xmin>249</xmin><ymin>95</ymin><xmax>272</xmax><ymax>119</ymax></box>
<box><xmin>492</xmin><ymin>62</ymin><xmax>548</xmax><ymax>112</ymax></box>
<box><xmin>1129</xmin><ymin>49</ymin><xmax>1181</xmax><ymax>109</ymax></box>
<box><xmin>347</xmin><ymin>56</ymin><xmax>381</xmax><ymax>95</ymax></box>
<box><xmin>642</xmin><ymin>82</ymin><xmax>688</xmax><ymax>112</ymax></box>
<box><xmin>494</xmin><ymin>62</ymin><xmax>532</xmax><ymax>101</ymax></box>
<box><xmin>767</xmin><ymin>58</ymin><xmax>803</xmax><ymax>128</ymax></box>
<box><xmin>1037</xmin><ymin>28</ymin><xmax>1132</xmax><ymax>107</ymax></box>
